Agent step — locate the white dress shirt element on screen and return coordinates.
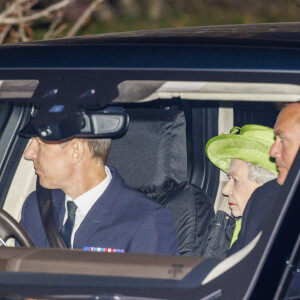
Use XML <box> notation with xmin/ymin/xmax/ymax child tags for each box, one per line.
<box><xmin>63</xmin><ymin>166</ymin><xmax>112</xmax><ymax>248</ymax></box>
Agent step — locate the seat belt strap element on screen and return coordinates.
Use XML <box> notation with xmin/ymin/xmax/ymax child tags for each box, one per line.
<box><xmin>36</xmin><ymin>177</ymin><xmax>66</xmax><ymax>248</ymax></box>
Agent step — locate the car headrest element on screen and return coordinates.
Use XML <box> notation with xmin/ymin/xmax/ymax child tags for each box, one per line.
<box><xmin>107</xmin><ymin>107</ymin><xmax>187</xmax><ymax>199</ymax></box>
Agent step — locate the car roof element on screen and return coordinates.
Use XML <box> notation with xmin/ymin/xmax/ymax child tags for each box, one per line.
<box><xmin>0</xmin><ymin>22</ymin><xmax>300</xmax><ymax>69</ymax></box>
<box><xmin>0</xmin><ymin>22</ymin><xmax>299</xmax><ymax>110</ymax></box>
<box><xmin>3</xmin><ymin>22</ymin><xmax>300</xmax><ymax>47</ymax></box>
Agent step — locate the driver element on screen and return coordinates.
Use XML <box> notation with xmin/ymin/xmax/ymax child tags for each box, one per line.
<box><xmin>19</xmin><ymin>136</ymin><xmax>179</xmax><ymax>254</ymax></box>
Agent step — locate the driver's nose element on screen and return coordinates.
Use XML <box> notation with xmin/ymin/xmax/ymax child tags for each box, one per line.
<box><xmin>24</xmin><ymin>138</ymin><xmax>38</xmax><ymax>161</ymax></box>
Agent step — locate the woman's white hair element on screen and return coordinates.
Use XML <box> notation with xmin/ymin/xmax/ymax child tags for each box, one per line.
<box><xmin>247</xmin><ymin>162</ymin><xmax>277</xmax><ymax>184</ymax></box>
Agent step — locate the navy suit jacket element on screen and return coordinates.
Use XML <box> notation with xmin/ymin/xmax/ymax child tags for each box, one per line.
<box><xmin>20</xmin><ymin>167</ymin><xmax>179</xmax><ymax>255</ymax></box>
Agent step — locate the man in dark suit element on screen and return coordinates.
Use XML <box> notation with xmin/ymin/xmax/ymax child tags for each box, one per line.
<box><xmin>20</xmin><ymin>137</ymin><xmax>178</xmax><ymax>254</ymax></box>
<box><xmin>228</xmin><ymin>102</ymin><xmax>300</xmax><ymax>255</ymax></box>
<box><xmin>227</xmin><ymin>102</ymin><xmax>300</xmax><ymax>297</ymax></box>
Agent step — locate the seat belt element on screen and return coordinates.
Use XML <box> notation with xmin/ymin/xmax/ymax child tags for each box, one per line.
<box><xmin>36</xmin><ymin>177</ymin><xmax>66</xmax><ymax>248</ymax></box>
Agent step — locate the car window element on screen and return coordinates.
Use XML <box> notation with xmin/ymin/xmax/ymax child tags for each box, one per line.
<box><xmin>0</xmin><ymin>101</ymin><xmax>30</xmax><ymax>208</ymax></box>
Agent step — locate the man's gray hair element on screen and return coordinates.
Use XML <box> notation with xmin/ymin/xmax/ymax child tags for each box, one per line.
<box><xmin>86</xmin><ymin>138</ymin><xmax>112</xmax><ymax>163</ymax></box>
<box><xmin>248</xmin><ymin>162</ymin><xmax>277</xmax><ymax>184</ymax></box>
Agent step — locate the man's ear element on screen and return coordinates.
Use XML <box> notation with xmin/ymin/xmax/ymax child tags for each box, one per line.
<box><xmin>69</xmin><ymin>139</ymin><xmax>85</xmax><ymax>164</ymax></box>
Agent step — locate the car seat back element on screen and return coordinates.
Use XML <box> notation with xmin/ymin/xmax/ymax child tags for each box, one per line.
<box><xmin>107</xmin><ymin>106</ymin><xmax>214</xmax><ymax>256</ymax></box>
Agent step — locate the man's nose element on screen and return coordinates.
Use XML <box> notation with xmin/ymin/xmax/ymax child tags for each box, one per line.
<box><xmin>269</xmin><ymin>139</ymin><xmax>279</xmax><ymax>158</ymax></box>
<box><xmin>24</xmin><ymin>139</ymin><xmax>37</xmax><ymax>160</ymax></box>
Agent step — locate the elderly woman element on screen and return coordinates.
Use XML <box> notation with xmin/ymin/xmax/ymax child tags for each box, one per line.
<box><xmin>201</xmin><ymin>124</ymin><xmax>277</xmax><ymax>257</ymax></box>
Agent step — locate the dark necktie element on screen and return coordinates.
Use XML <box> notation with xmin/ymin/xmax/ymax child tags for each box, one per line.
<box><xmin>60</xmin><ymin>201</ymin><xmax>77</xmax><ymax>248</ymax></box>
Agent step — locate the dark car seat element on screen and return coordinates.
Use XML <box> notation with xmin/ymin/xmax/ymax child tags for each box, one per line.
<box><xmin>107</xmin><ymin>106</ymin><xmax>214</xmax><ymax>256</ymax></box>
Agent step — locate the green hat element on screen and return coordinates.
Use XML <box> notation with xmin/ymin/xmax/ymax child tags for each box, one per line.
<box><xmin>205</xmin><ymin>124</ymin><xmax>278</xmax><ymax>174</ymax></box>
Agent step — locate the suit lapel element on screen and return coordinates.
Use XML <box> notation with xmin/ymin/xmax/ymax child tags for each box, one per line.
<box><xmin>51</xmin><ymin>189</ymin><xmax>66</xmax><ymax>230</ymax></box>
<box><xmin>73</xmin><ymin>168</ymin><xmax>124</xmax><ymax>249</ymax></box>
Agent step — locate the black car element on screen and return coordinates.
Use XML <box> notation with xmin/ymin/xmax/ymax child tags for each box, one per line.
<box><xmin>0</xmin><ymin>22</ymin><xmax>299</xmax><ymax>300</ymax></box>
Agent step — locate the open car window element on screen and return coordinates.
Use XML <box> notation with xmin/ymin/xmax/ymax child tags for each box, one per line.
<box><xmin>0</xmin><ymin>150</ymin><xmax>298</xmax><ymax>299</ymax></box>
<box><xmin>0</xmin><ymin>95</ymin><xmax>298</xmax><ymax>300</ymax></box>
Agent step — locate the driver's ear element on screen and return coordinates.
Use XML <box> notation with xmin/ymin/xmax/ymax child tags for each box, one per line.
<box><xmin>69</xmin><ymin>139</ymin><xmax>85</xmax><ymax>164</ymax></box>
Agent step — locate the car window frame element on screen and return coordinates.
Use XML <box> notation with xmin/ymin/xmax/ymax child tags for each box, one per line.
<box><xmin>0</xmin><ymin>103</ymin><xmax>30</xmax><ymax>208</ymax></box>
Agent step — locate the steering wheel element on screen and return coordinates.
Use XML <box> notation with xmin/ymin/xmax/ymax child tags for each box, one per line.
<box><xmin>0</xmin><ymin>207</ymin><xmax>34</xmax><ymax>247</ymax></box>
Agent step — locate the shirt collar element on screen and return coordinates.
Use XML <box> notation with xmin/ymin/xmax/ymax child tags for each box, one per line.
<box><xmin>65</xmin><ymin>166</ymin><xmax>112</xmax><ymax>216</ymax></box>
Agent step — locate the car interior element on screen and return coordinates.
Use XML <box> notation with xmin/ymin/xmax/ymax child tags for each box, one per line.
<box><xmin>0</xmin><ymin>78</ymin><xmax>299</xmax><ymax>299</ymax></box>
